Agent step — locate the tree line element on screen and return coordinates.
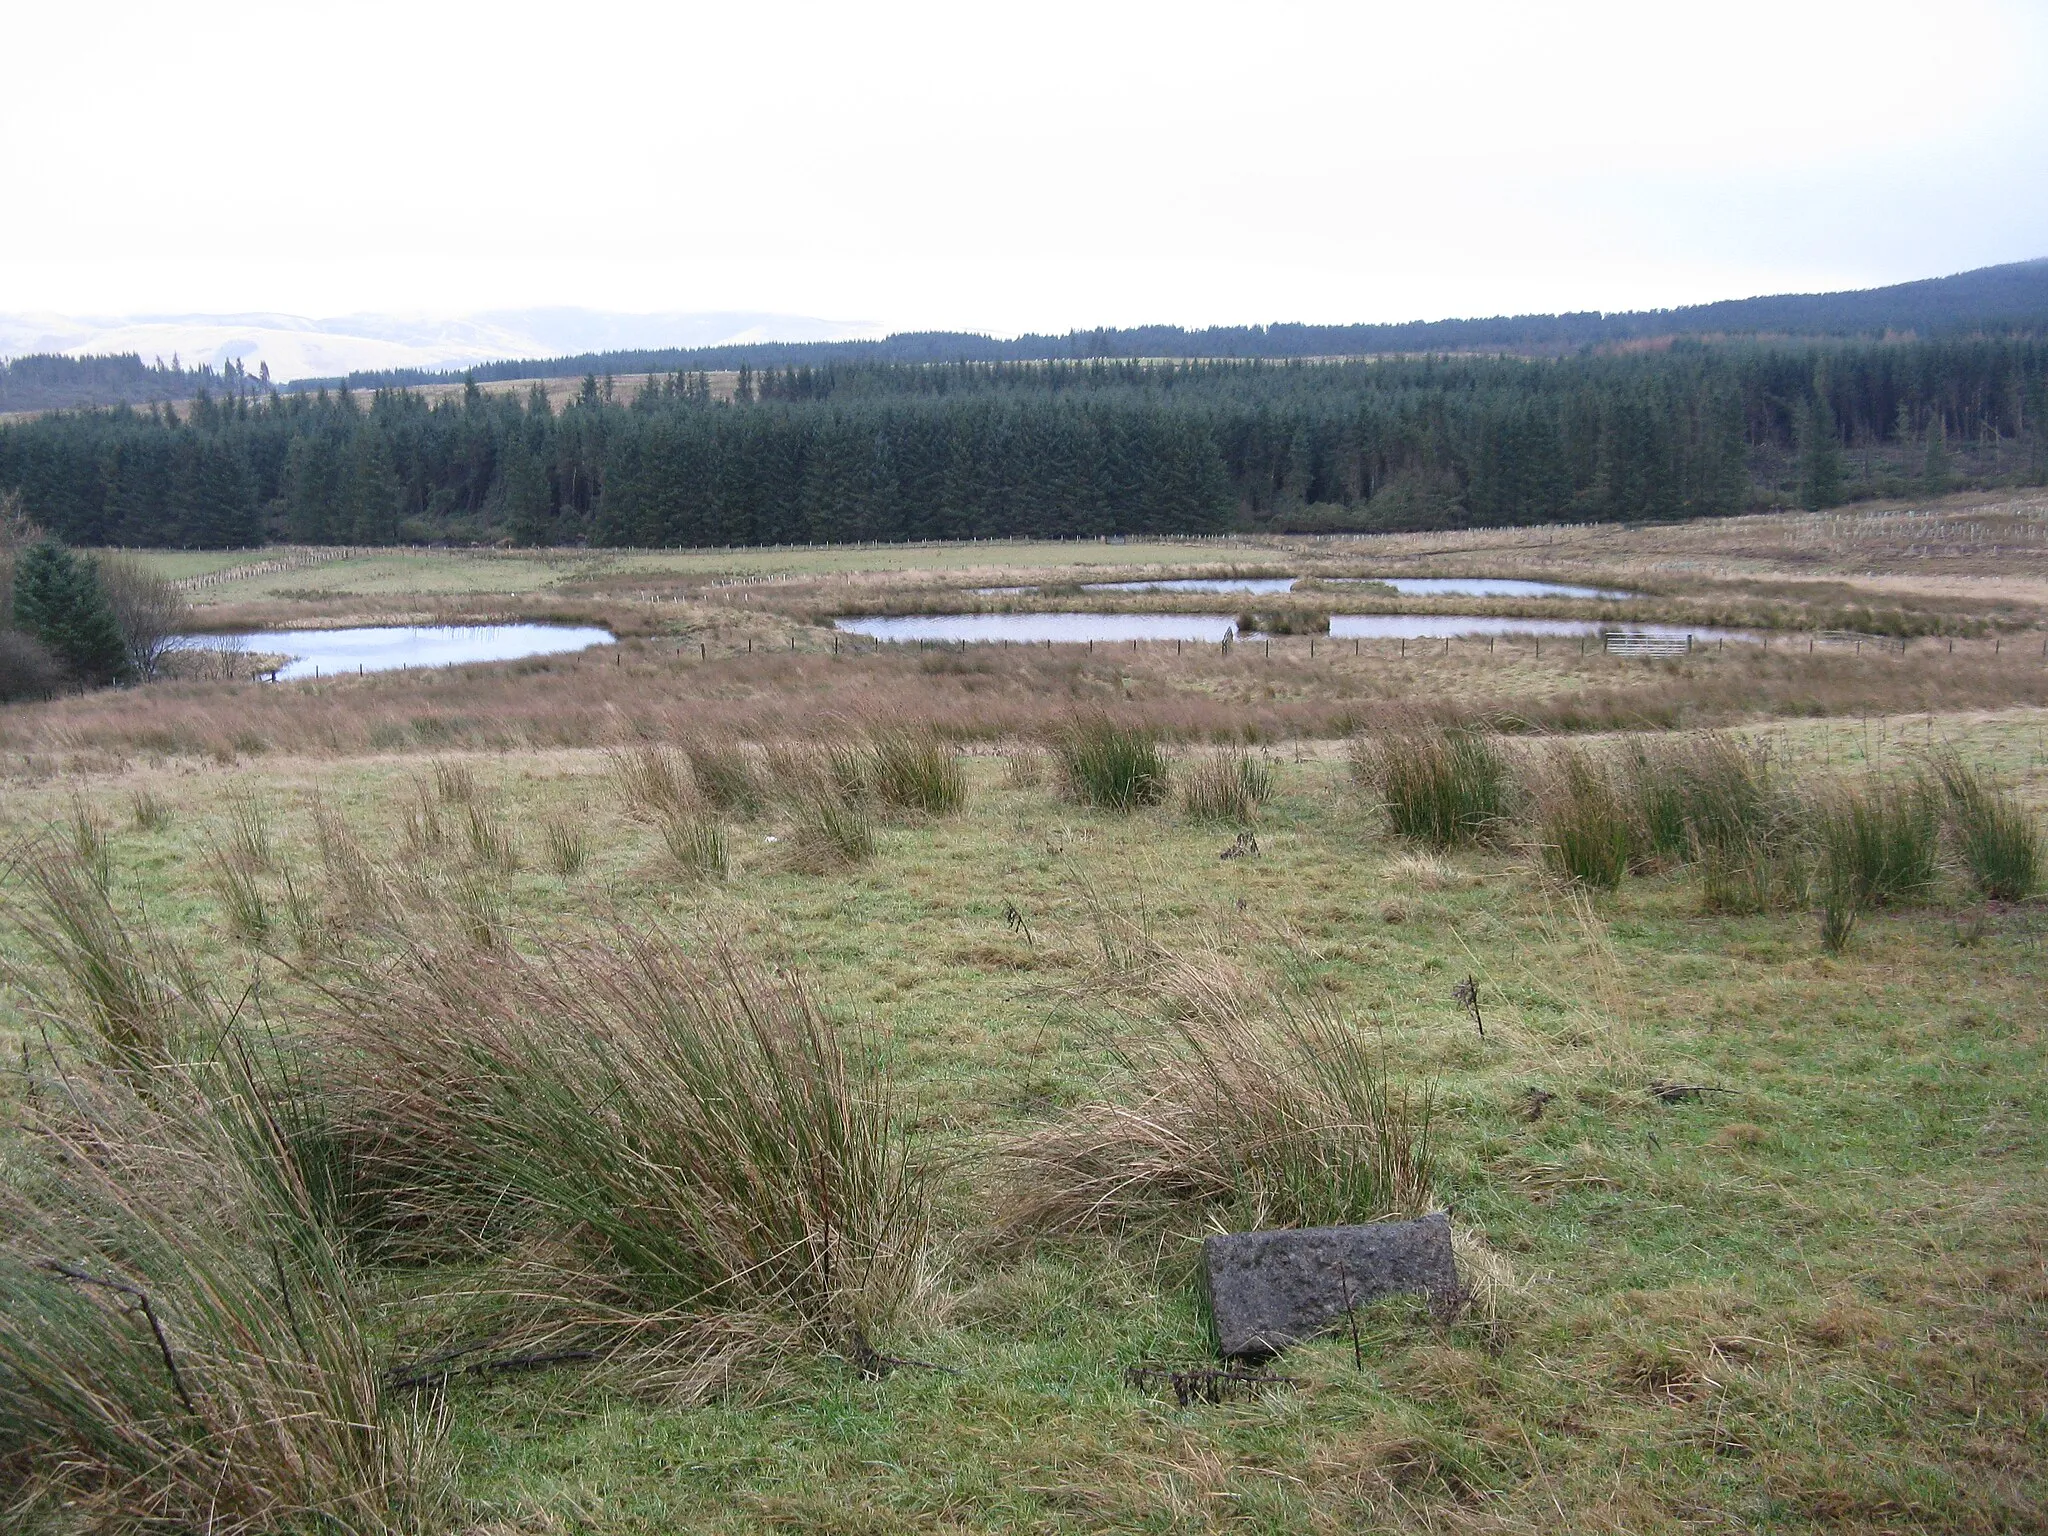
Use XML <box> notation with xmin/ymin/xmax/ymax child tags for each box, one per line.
<box><xmin>316</xmin><ymin>259</ymin><xmax>2048</xmax><ymax>390</ymax></box>
<box><xmin>2</xmin><ymin>341</ymin><xmax>2044</xmax><ymax>551</ymax></box>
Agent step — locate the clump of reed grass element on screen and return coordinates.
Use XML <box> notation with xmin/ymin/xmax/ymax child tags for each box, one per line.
<box><xmin>66</xmin><ymin>795</ymin><xmax>112</xmax><ymax>890</ymax></box>
<box><xmin>323</xmin><ymin>929</ymin><xmax>930</xmax><ymax>1335</ymax></box>
<box><xmin>1179</xmin><ymin>747</ymin><xmax>1273</xmax><ymax>825</ymax></box>
<box><xmin>431</xmin><ymin>758</ymin><xmax>477</xmax><ymax>804</ymax></box>
<box><xmin>608</xmin><ymin>743</ymin><xmax>697</xmax><ymax>822</ymax></box>
<box><xmin>1352</xmin><ymin>727</ymin><xmax>1515</xmax><ymax>847</ymax></box>
<box><xmin>1820</xmin><ymin>892</ymin><xmax>1859</xmax><ymax>953</ymax></box>
<box><xmin>1932</xmin><ymin>749</ymin><xmax>2040</xmax><ymax>901</ymax></box>
<box><xmin>401</xmin><ymin>775</ymin><xmax>446</xmax><ymax>857</ymax></box>
<box><xmin>223</xmin><ymin>786</ymin><xmax>274</xmax><ymax>871</ymax></box>
<box><xmin>311</xmin><ymin>800</ymin><xmax>390</xmax><ymax>928</ymax></box>
<box><xmin>128</xmin><ymin>787</ymin><xmax>170</xmax><ymax>832</ymax></box>
<box><xmin>1623</xmin><ymin>734</ymin><xmax>1782</xmax><ymax>867</ymax></box>
<box><xmin>1002</xmin><ymin>999</ymin><xmax>1433</xmax><ymax>1235</ymax></box>
<box><xmin>464</xmin><ymin>799</ymin><xmax>518</xmax><ymax>871</ymax></box>
<box><xmin>787</xmin><ymin>792</ymin><xmax>876</xmax><ymax>873</ymax></box>
<box><xmin>1536</xmin><ymin>748</ymin><xmax>1633</xmax><ymax>889</ymax></box>
<box><xmin>661</xmin><ymin>811</ymin><xmax>729</xmax><ymax>881</ymax></box>
<box><xmin>864</xmin><ymin>727</ymin><xmax>966</xmax><ymax>817</ymax></box>
<box><xmin>541</xmin><ymin>814</ymin><xmax>591</xmax><ymax>876</ymax></box>
<box><xmin>0</xmin><ymin>1049</ymin><xmax>449</xmax><ymax>1532</ymax></box>
<box><xmin>1816</xmin><ymin>773</ymin><xmax>1941</xmax><ymax>910</ymax></box>
<box><xmin>207</xmin><ymin>841</ymin><xmax>271</xmax><ymax>943</ymax></box>
<box><xmin>4</xmin><ymin>846</ymin><xmax>183</xmax><ymax>1066</ymax></box>
<box><xmin>682</xmin><ymin>738</ymin><xmax>764</xmax><ymax>819</ymax></box>
<box><xmin>1053</xmin><ymin>714</ymin><xmax>1168</xmax><ymax>812</ymax></box>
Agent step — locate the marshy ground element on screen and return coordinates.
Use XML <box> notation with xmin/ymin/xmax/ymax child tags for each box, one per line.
<box><xmin>2</xmin><ymin>492</ymin><xmax>2046</xmax><ymax>1533</ymax></box>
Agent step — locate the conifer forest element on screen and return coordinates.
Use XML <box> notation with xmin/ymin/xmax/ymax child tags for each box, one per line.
<box><xmin>2</xmin><ymin>340</ymin><xmax>2043</xmax><ymax>550</ymax></box>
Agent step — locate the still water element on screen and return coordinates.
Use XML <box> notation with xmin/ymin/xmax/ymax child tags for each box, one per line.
<box><xmin>206</xmin><ymin>624</ymin><xmax>615</xmax><ymax>680</ymax></box>
<box><xmin>836</xmin><ymin>614</ymin><xmax>1746</xmax><ymax>645</ymax></box>
<box><xmin>978</xmin><ymin>576</ymin><xmax>1638</xmax><ymax>599</ymax></box>
<box><xmin>1325</xmin><ymin>577</ymin><xmax>1638</xmax><ymax>599</ymax></box>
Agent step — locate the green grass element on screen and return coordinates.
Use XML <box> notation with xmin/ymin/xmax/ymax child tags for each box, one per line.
<box><xmin>2</xmin><ymin>731</ymin><xmax>2046</xmax><ymax>1533</ymax></box>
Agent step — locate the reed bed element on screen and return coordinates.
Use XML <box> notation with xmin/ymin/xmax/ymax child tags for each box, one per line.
<box><xmin>682</xmin><ymin>738</ymin><xmax>765</xmax><ymax>819</ymax></box>
<box><xmin>128</xmin><ymin>787</ymin><xmax>171</xmax><ymax>833</ymax></box>
<box><xmin>1816</xmin><ymin>773</ymin><xmax>1942</xmax><ymax>911</ymax></box>
<box><xmin>63</xmin><ymin>796</ymin><xmax>111</xmax><ymax>893</ymax></box>
<box><xmin>4</xmin><ymin>847</ymin><xmax>185</xmax><ymax>1066</ymax></box>
<box><xmin>207</xmin><ymin>839</ymin><xmax>271</xmax><ymax>943</ymax></box>
<box><xmin>463</xmin><ymin>798</ymin><xmax>518</xmax><ymax>872</ymax></box>
<box><xmin>223</xmin><ymin>786</ymin><xmax>274</xmax><ymax>871</ymax></box>
<box><xmin>608</xmin><ymin>743</ymin><xmax>698</xmax><ymax>823</ymax></box>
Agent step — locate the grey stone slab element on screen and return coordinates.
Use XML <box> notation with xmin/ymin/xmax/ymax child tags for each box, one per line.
<box><xmin>1202</xmin><ymin>1213</ymin><xmax>1459</xmax><ymax>1360</ymax></box>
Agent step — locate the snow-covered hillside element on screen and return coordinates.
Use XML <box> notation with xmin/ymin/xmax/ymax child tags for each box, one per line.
<box><xmin>0</xmin><ymin>310</ymin><xmax>881</xmax><ymax>382</ymax></box>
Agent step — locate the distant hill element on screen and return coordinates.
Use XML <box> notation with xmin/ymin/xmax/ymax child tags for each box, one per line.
<box><xmin>308</xmin><ymin>258</ymin><xmax>2048</xmax><ymax>390</ymax></box>
<box><xmin>8</xmin><ymin>259</ymin><xmax>2045</xmax><ymax>412</ymax></box>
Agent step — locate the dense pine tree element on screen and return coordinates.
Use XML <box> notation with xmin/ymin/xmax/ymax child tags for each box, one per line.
<box><xmin>11</xmin><ymin>541</ymin><xmax>128</xmax><ymax>684</ymax></box>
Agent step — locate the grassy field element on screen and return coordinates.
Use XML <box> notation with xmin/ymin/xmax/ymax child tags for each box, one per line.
<box><xmin>3</xmin><ymin>502</ymin><xmax>2046</xmax><ymax>1533</ymax></box>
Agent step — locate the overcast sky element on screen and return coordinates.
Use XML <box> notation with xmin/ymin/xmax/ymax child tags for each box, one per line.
<box><xmin>7</xmin><ymin>0</ymin><xmax>2046</xmax><ymax>335</ymax></box>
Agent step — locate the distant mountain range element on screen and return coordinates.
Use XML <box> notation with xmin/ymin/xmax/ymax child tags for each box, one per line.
<box><xmin>4</xmin><ymin>259</ymin><xmax>2046</xmax><ymax>412</ymax></box>
<box><xmin>0</xmin><ymin>309</ymin><xmax>881</xmax><ymax>399</ymax></box>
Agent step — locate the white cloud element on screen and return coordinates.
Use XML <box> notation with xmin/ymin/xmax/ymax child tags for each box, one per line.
<box><xmin>2</xmin><ymin>0</ymin><xmax>2042</xmax><ymax>332</ymax></box>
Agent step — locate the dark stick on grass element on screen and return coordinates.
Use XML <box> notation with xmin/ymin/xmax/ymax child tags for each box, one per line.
<box><xmin>1647</xmin><ymin>1081</ymin><xmax>1735</xmax><ymax>1103</ymax></box>
<box><xmin>39</xmin><ymin>1259</ymin><xmax>198</xmax><ymax>1416</ymax></box>
<box><xmin>1454</xmin><ymin>974</ymin><xmax>1484</xmax><ymax>1037</ymax></box>
<box><xmin>1342</xmin><ymin>1272</ymin><xmax>1364</xmax><ymax>1372</ymax></box>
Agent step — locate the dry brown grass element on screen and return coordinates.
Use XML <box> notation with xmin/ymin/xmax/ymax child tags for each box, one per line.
<box><xmin>6</xmin><ymin>626</ymin><xmax>2047</xmax><ymax>772</ymax></box>
<box><xmin>1002</xmin><ymin>993</ymin><xmax>1433</xmax><ymax>1236</ymax></box>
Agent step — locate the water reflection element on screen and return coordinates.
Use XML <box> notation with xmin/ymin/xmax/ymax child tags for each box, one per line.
<box><xmin>1326</xmin><ymin>577</ymin><xmax>1637</xmax><ymax>599</ymax></box>
<box><xmin>837</xmin><ymin>613</ymin><xmax>1747</xmax><ymax>645</ymax></box>
<box><xmin>208</xmin><ymin>624</ymin><xmax>615</xmax><ymax>680</ymax></box>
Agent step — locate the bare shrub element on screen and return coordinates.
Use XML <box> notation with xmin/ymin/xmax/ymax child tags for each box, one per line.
<box><xmin>96</xmin><ymin>553</ymin><xmax>188</xmax><ymax>680</ymax></box>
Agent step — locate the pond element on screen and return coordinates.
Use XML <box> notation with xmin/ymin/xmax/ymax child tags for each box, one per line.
<box><xmin>835</xmin><ymin>614</ymin><xmax>1748</xmax><ymax>645</ymax></box>
<box><xmin>840</xmin><ymin>613</ymin><xmax>1240</xmax><ymax>644</ymax></box>
<box><xmin>1325</xmin><ymin>577</ymin><xmax>1638</xmax><ymax>599</ymax></box>
<box><xmin>974</xmin><ymin>576</ymin><xmax>1639</xmax><ymax>598</ymax></box>
<box><xmin>197</xmin><ymin>623</ymin><xmax>616</xmax><ymax>680</ymax></box>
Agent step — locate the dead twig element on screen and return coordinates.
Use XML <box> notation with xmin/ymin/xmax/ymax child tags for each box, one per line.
<box><xmin>847</xmin><ymin>1324</ymin><xmax>961</xmax><ymax>1380</ymax></box>
<box><xmin>1453</xmin><ymin>974</ymin><xmax>1484</xmax><ymax>1037</ymax></box>
<box><xmin>1648</xmin><ymin>1081</ymin><xmax>1734</xmax><ymax>1103</ymax></box>
<box><xmin>1125</xmin><ymin>1362</ymin><xmax>1305</xmax><ymax>1408</ymax></box>
<box><xmin>39</xmin><ymin>1259</ymin><xmax>197</xmax><ymax>1416</ymax></box>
